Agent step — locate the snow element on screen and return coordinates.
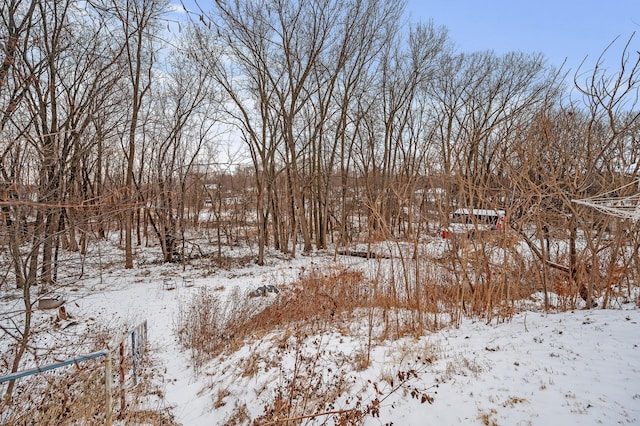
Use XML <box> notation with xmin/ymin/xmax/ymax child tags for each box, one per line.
<box><xmin>2</xmin><ymin>241</ymin><xmax>639</xmax><ymax>425</ymax></box>
<box><xmin>390</xmin><ymin>309</ymin><xmax>640</xmax><ymax>425</ymax></box>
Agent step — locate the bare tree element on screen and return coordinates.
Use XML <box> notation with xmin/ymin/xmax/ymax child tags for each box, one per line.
<box><xmin>1</xmin><ymin>0</ymin><xmax>127</xmax><ymax>400</ymax></box>
<box><xmin>188</xmin><ymin>1</ymin><xmax>281</xmax><ymax>265</ymax></box>
<box><xmin>0</xmin><ymin>0</ymin><xmax>38</xmax><ymax>130</ymax></box>
<box><xmin>144</xmin><ymin>41</ymin><xmax>221</xmax><ymax>263</ymax></box>
<box><xmin>109</xmin><ymin>0</ymin><xmax>164</xmax><ymax>268</ymax></box>
<box><xmin>503</xmin><ymin>34</ymin><xmax>640</xmax><ymax>309</ymax></box>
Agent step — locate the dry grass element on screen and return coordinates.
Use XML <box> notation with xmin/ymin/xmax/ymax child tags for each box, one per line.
<box><xmin>478</xmin><ymin>408</ymin><xmax>499</xmax><ymax>426</ymax></box>
<box><xmin>214</xmin><ymin>388</ymin><xmax>232</xmax><ymax>408</ymax></box>
<box><xmin>0</xmin><ymin>334</ymin><xmax>175</xmax><ymax>426</ymax></box>
<box><xmin>175</xmin><ymin>257</ymin><xmax>541</xmax><ymax>379</ymax></box>
<box><xmin>175</xmin><ymin>269</ymin><xmax>368</xmax><ymax>371</ymax></box>
<box><xmin>174</xmin><ymin>256</ymin><xmax>594</xmax><ymax>423</ymax></box>
<box><xmin>1</xmin><ymin>364</ymin><xmax>111</xmax><ymax>426</ymax></box>
<box><xmin>177</xmin><ymin>248</ymin><xmax>564</xmax><ymax>380</ymax></box>
<box><xmin>252</xmin><ymin>356</ymin><xmax>354</xmax><ymax>425</ymax></box>
<box><xmin>248</xmin><ymin>269</ymin><xmax>366</xmax><ymax>332</ymax></box>
<box><xmin>176</xmin><ymin>268</ymin><xmax>444</xmax><ymax>423</ymax></box>
<box><xmin>174</xmin><ymin>286</ymin><xmax>264</xmax><ymax>372</ymax></box>
<box><xmin>225</xmin><ymin>403</ymin><xmax>251</xmax><ymax>425</ymax></box>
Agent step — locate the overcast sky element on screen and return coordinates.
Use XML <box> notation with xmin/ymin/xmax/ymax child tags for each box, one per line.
<box><xmin>406</xmin><ymin>0</ymin><xmax>639</xmax><ymax>73</ymax></box>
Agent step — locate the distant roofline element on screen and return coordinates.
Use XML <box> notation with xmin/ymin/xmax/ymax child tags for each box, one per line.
<box><xmin>453</xmin><ymin>208</ymin><xmax>506</xmax><ymax>216</ymax></box>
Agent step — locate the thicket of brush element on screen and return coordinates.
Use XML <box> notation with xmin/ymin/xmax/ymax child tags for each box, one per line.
<box><xmin>175</xmin><ymin>235</ymin><xmax>639</xmax><ymax>423</ymax></box>
<box><xmin>175</xmin><ymin>251</ymin><xmax>535</xmax><ymax>360</ymax></box>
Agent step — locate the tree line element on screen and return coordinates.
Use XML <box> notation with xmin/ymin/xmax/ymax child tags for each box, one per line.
<box><xmin>1</xmin><ymin>0</ymin><xmax>639</xmax><ymax>290</ymax></box>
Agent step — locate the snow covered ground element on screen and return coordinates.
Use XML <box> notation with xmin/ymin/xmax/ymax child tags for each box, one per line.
<box><xmin>2</xmin><ymin>241</ymin><xmax>639</xmax><ymax>425</ymax></box>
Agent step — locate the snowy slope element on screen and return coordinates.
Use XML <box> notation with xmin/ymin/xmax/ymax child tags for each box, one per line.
<box><xmin>2</xmin><ymin>244</ymin><xmax>639</xmax><ymax>425</ymax></box>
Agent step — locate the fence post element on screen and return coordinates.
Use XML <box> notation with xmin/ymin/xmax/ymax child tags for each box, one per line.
<box><xmin>131</xmin><ymin>330</ymin><xmax>137</xmax><ymax>386</ymax></box>
<box><xmin>119</xmin><ymin>340</ymin><xmax>126</xmax><ymax>416</ymax></box>
<box><xmin>105</xmin><ymin>352</ymin><xmax>113</xmax><ymax>426</ymax></box>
